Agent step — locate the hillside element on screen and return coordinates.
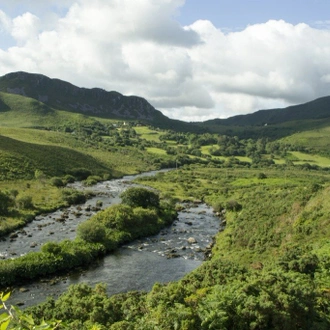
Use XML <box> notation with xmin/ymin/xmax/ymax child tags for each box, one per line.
<box><xmin>204</xmin><ymin>95</ymin><xmax>330</xmax><ymax>126</ymax></box>
<box><xmin>0</xmin><ymin>133</ymin><xmax>111</xmax><ymax>180</ymax></box>
<box><xmin>2</xmin><ymin>71</ymin><xmax>330</xmax><ymax>138</ymax></box>
<box><xmin>0</xmin><ymin>72</ymin><xmax>204</xmax><ymax>132</ymax></box>
<box><xmin>200</xmin><ymin>96</ymin><xmax>330</xmax><ymax>140</ymax></box>
<box><xmin>0</xmin><ymin>71</ymin><xmax>170</xmax><ymax>121</ymax></box>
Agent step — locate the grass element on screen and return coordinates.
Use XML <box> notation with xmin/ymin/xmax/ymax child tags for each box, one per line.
<box><xmin>0</xmin><ymin>134</ymin><xmax>110</xmax><ymax>180</ymax></box>
<box><xmin>200</xmin><ymin>145</ymin><xmax>217</xmax><ymax>155</ymax></box>
<box><xmin>134</xmin><ymin>126</ymin><xmax>162</xmax><ymax>142</ymax></box>
<box><xmin>0</xmin><ymin>179</ymin><xmax>75</xmax><ymax>234</ymax></box>
<box><xmin>136</xmin><ymin>165</ymin><xmax>330</xmax><ymax>265</ymax></box>
<box><xmin>281</xmin><ymin>124</ymin><xmax>330</xmax><ymax>154</ymax></box>
<box><xmin>289</xmin><ymin>151</ymin><xmax>330</xmax><ymax>167</ymax></box>
<box><xmin>0</xmin><ymin>126</ymin><xmax>161</xmax><ymax>179</ymax></box>
<box><xmin>146</xmin><ymin>147</ymin><xmax>167</xmax><ymax>155</ymax></box>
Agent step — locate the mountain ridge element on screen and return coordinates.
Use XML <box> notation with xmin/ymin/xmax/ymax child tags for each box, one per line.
<box><xmin>1</xmin><ymin>71</ymin><xmax>330</xmax><ymax>137</ymax></box>
<box><xmin>0</xmin><ymin>71</ymin><xmax>167</xmax><ymax>122</ymax></box>
<box><xmin>204</xmin><ymin>95</ymin><xmax>330</xmax><ymax>126</ymax></box>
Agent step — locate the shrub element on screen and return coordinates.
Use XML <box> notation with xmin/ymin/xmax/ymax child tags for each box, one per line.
<box><xmin>63</xmin><ymin>174</ymin><xmax>75</xmax><ymax>184</ymax></box>
<box><xmin>212</xmin><ymin>200</ymin><xmax>224</xmax><ymax>213</ymax></box>
<box><xmin>0</xmin><ymin>190</ymin><xmax>13</xmax><ymax>215</ymax></box>
<box><xmin>84</xmin><ymin>175</ymin><xmax>102</xmax><ymax>186</ymax></box>
<box><xmin>50</xmin><ymin>177</ymin><xmax>65</xmax><ymax>187</ymax></box>
<box><xmin>258</xmin><ymin>172</ymin><xmax>267</xmax><ymax>179</ymax></box>
<box><xmin>16</xmin><ymin>195</ymin><xmax>34</xmax><ymax>210</ymax></box>
<box><xmin>225</xmin><ymin>200</ymin><xmax>242</xmax><ymax>212</ymax></box>
<box><xmin>77</xmin><ymin>221</ymin><xmax>107</xmax><ymax>244</ymax></box>
<box><xmin>41</xmin><ymin>242</ymin><xmax>62</xmax><ymax>255</ymax></box>
<box><xmin>120</xmin><ymin>187</ymin><xmax>160</xmax><ymax>209</ymax></box>
<box><xmin>61</xmin><ymin>189</ymin><xmax>86</xmax><ymax>205</ymax></box>
<box><xmin>93</xmin><ymin>204</ymin><xmax>134</xmax><ymax>230</ymax></box>
<box><xmin>69</xmin><ymin>168</ymin><xmax>92</xmax><ymax>181</ymax></box>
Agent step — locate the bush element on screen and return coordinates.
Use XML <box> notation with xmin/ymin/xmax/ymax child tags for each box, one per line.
<box><xmin>61</xmin><ymin>189</ymin><xmax>86</xmax><ymax>205</ymax></box>
<box><xmin>0</xmin><ymin>190</ymin><xmax>13</xmax><ymax>215</ymax></box>
<box><xmin>258</xmin><ymin>172</ymin><xmax>267</xmax><ymax>179</ymax></box>
<box><xmin>16</xmin><ymin>195</ymin><xmax>34</xmax><ymax>210</ymax></box>
<box><xmin>41</xmin><ymin>242</ymin><xmax>62</xmax><ymax>255</ymax></box>
<box><xmin>225</xmin><ymin>200</ymin><xmax>242</xmax><ymax>212</ymax></box>
<box><xmin>63</xmin><ymin>174</ymin><xmax>75</xmax><ymax>184</ymax></box>
<box><xmin>50</xmin><ymin>177</ymin><xmax>65</xmax><ymax>187</ymax></box>
<box><xmin>69</xmin><ymin>168</ymin><xmax>92</xmax><ymax>181</ymax></box>
<box><xmin>93</xmin><ymin>204</ymin><xmax>134</xmax><ymax>230</ymax></box>
<box><xmin>84</xmin><ymin>175</ymin><xmax>102</xmax><ymax>186</ymax></box>
<box><xmin>120</xmin><ymin>187</ymin><xmax>160</xmax><ymax>209</ymax></box>
<box><xmin>212</xmin><ymin>200</ymin><xmax>224</xmax><ymax>213</ymax></box>
<box><xmin>77</xmin><ymin>221</ymin><xmax>107</xmax><ymax>244</ymax></box>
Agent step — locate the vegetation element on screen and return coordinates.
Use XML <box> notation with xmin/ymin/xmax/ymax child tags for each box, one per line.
<box><xmin>0</xmin><ymin>291</ymin><xmax>62</xmax><ymax>329</ymax></box>
<box><xmin>18</xmin><ymin>165</ymin><xmax>330</xmax><ymax>329</ymax></box>
<box><xmin>2</xmin><ymin>74</ymin><xmax>330</xmax><ymax>328</ymax></box>
<box><xmin>0</xmin><ymin>187</ymin><xmax>176</xmax><ymax>288</ymax></box>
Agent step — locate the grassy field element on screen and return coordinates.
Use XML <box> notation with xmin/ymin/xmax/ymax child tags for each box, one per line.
<box><xmin>134</xmin><ymin>126</ymin><xmax>162</xmax><ymax>142</ymax></box>
<box><xmin>280</xmin><ymin>124</ymin><xmax>330</xmax><ymax>154</ymax></box>
<box><xmin>146</xmin><ymin>147</ymin><xmax>168</xmax><ymax>155</ymax></box>
<box><xmin>289</xmin><ymin>151</ymin><xmax>330</xmax><ymax>167</ymax></box>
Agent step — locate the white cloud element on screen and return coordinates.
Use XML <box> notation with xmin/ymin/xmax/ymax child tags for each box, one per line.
<box><xmin>0</xmin><ymin>10</ymin><xmax>12</xmax><ymax>32</ymax></box>
<box><xmin>11</xmin><ymin>12</ymin><xmax>40</xmax><ymax>42</ymax></box>
<box><xmin>1</xmin><ymin>1</ymin><xmax>330</xmax><ymax>121</ymax></box>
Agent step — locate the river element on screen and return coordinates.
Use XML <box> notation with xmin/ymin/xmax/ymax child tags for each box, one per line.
<box><xmin>0</xmin><ymin>170</ymin><xmax>222</xmax><ymax>308</ymax></box>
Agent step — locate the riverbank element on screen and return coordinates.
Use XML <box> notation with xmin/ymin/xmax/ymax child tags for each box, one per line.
<box><xmin>9</xmin><ymin>201</ymin><xmax>221</xmax><ymax>308</ymax></box>
<box><xmin>0</xmin><ymin>188</ymin><xmax>177</xmax><ymax>288</ymax></box>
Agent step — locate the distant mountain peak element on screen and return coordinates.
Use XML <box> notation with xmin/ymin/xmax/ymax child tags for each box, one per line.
<box><xmin>0</xmin><ymin>71</ymin><xmax>167</xmax><ymax>122</ymax></box>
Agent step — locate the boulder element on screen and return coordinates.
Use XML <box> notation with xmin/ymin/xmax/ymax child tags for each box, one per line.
<box><xmin>187</xmin><ymin>237</ymin><xmax>197</xmax><ymax>244</ymax></box>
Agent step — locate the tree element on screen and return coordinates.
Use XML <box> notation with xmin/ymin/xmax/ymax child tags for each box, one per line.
<box><xmin>120</xmin><ymin>187</ymin><xmax>159</xmax><ymax>209</ymax></box>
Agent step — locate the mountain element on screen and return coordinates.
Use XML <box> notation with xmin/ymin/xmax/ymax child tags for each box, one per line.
<box><xmin>0</xmin><ymin>71</ymin><xmax>205</xmax><ymax>132</ymax></box>
<box><xmin>0</xmin><ymin>71</ymin><xmax>170</xmax><ymax>122</ymax></box>
<box><xmin>2</xmin><ymin>71</ymin><xmax>330</xmax><ymax>138</ymax></box>
<box><xmin>204</xmin><ymin>96</ymin><xmax>330</xmax><ymax>127</ymax></box>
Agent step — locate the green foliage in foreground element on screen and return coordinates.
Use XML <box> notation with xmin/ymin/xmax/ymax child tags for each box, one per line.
<box><xmin>24</xmin><ymin>253</ymin><xmax>329</xmax><ymax>329</ymax></box>
<box><xmin>0</xmin><ymin>291</ymin><xmax>62</xmax><ymax>329</ymax></box>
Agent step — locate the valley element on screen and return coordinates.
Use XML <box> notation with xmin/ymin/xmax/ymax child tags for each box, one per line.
<box><xmin>1</xmin><ymin>72</ymin><xmax>330</xmax><ymax>329</ymax></box>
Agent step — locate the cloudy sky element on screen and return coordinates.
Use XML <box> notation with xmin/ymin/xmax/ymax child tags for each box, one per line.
<box><xmin>1</xmin><ymin>0</ymin><xmax>330</xmax><ymax>121</ymax></box>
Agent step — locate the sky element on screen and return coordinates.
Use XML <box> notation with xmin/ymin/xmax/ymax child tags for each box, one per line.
<box><xmin>0</xmin><ymin>0</ymin><xmax>330</xmax><ymax>122</ymax></box>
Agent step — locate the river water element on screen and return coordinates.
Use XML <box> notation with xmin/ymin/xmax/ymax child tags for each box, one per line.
<box><xmin>1</xmin><ymin>171</ymin><xmax>222</xmax><ymax>308</ymax></box>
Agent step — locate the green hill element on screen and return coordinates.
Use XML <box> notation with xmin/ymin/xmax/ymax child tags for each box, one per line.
<box><xmin>0</xmin><ymin>71</ymin><xmax>170</xmax><ymax>123</ymax></box>
<box><xmin>0</xmin><ymin>72</ymin><xmax>204</xmax><ymax>132</ymax></box>
<box><xmin>0</xmin><ymin>91</ymin><xmax>105</xmax><ymax>128</ymax></box>
<box><xmin>204</xmin><ymin>95</ymin><xmax>330</xmax><ymax>126</ymax></box>
<box><xmin>201</xmin><ymin>96</ymin><xmax>330</xmax><ymax>139</ymax></box>
<box><xmin>0</xmin><ymin>133</ymin><xmax>111</xmax><ymax>180</ymax></box>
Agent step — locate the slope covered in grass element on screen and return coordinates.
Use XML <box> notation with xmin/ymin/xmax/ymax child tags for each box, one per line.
<box><xmin>0</xmin><ymin>91</ymin><xmax>114</xmax><ymax>129</ymax></box>
<box><xmin>0</xmin><ymin>134</ymin><xmax>110</xmax><ymax>180</ymax></box>
<box><xmin>280</xmin><ymin>124</ymin><xmax>330</xmax><ymax>156</ymax></box>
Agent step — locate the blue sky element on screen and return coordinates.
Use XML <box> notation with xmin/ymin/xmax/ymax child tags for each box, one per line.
<box><xmin>178</xmin><ymin>0</ymin><xmax>330</xmax><ymax>29</ymax></box>
<box><xmin>0</xmin><ymin>0</ymin><xmax>330</xmax><ymax>121</ymax></box>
